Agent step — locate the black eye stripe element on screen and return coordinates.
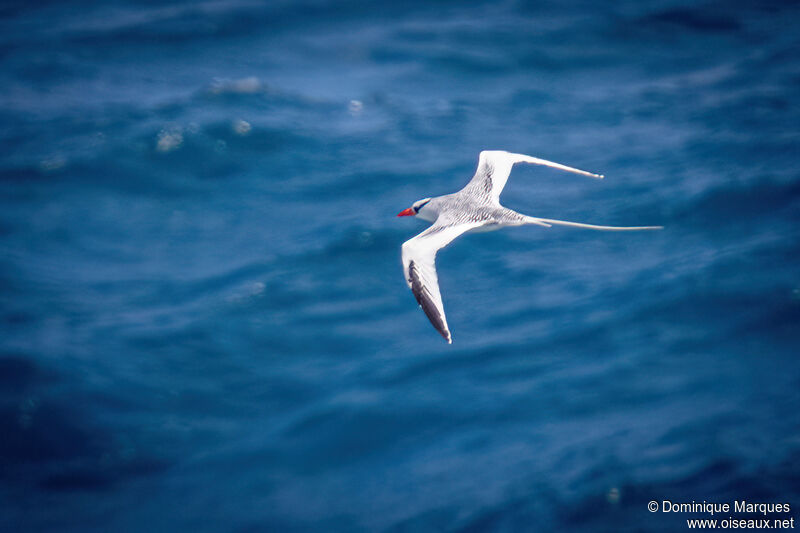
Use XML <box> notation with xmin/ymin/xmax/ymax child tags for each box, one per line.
<box><xmin>415</xmin><ymin>199</ymin><xmax>431</xmax><ymax>213</ymax></box>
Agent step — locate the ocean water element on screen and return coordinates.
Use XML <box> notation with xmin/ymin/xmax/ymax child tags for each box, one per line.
<box><xmin>1</xmin><ymin>1</ymin><xmax>799</xmax><ymax>531</ymax></box>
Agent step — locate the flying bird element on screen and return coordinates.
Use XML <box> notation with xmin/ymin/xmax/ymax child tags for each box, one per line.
<box><xmin>397</xmin><ymin>150</ymin><xmax>662</xmax><ymax>343</ymax></box>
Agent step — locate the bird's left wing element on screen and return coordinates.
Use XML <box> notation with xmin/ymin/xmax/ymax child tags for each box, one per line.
<box><xmin>401</xmin><ymin>221</ymin><xmax>482</xmax><ymax>343</ymax></box>
<box><xmin>463</xmin><ymin>150</ymin><xmax>603</xmax><ymax>203</ymax></box>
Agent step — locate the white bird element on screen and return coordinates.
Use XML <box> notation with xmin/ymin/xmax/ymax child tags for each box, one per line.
<box><xmin>397</xmin><ymin>150</ymin><xmax>662</xmax><ymax>343</ymax></box>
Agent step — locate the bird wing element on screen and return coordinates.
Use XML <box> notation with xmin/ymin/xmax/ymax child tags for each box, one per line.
<box><xmin>464</xmin><ymin>150</ymin><xmax>603</xmax><ymax>203</ymax></box>
<box><xmin>401</xmin><ymin>221</ymin><xmax>482</xmax><ymax>343</ymax></box>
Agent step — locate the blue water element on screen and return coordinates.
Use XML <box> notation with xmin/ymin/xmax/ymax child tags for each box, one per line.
<box><xmin>1</xmin><ymin>1</ymin><xmax>799</xmax><ymax>531</ymax></box>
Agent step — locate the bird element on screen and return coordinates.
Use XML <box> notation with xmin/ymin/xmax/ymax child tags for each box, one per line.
<box><xmin>397</xmin><ymin>150</ymin><xmax>662</xmax><ymax>344</ymax></box>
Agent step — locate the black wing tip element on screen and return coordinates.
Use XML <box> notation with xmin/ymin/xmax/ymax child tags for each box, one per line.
<box><xmin>432</xmin><ymin>319</ymin><xmax>452</xmax><ymax>343</ymax></box>
<box><xmin>432</xmin><ymin>318</ymin><xmax>452</xmax><ymax>344</ymax></box>
<box><xmin>408</xmin><ymin>260</ymin><xmax>452</xmax><ymax>343</ymax></box>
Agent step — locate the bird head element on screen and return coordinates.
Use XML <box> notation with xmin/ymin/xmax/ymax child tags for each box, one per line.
<box><xmin>397</xmin><ymin>198</ymin><xmax>433</xmax><ymax>219</ymax></box>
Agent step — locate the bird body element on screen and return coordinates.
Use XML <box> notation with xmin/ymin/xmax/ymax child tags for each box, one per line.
<box><xmin>398</xmin><ymin>150</ymin><xmax>662</xmax><ymax>344</ymax></box>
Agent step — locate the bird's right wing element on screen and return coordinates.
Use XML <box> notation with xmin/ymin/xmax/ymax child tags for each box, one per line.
<box><xmin>464</xmin><ymin>150</ymin><xmax>603</xmax><ymax>203</ymax></box>
<box><xmin>401</xmin><ymin>221</ymin><xmax>482</xmax><ymax>343</ymax></box>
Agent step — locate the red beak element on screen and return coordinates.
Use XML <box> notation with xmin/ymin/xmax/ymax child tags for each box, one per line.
<box><xmin>397</xmin><ymin>208</ymin><xmax>415</xmax><ymax>217</ymax></box>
